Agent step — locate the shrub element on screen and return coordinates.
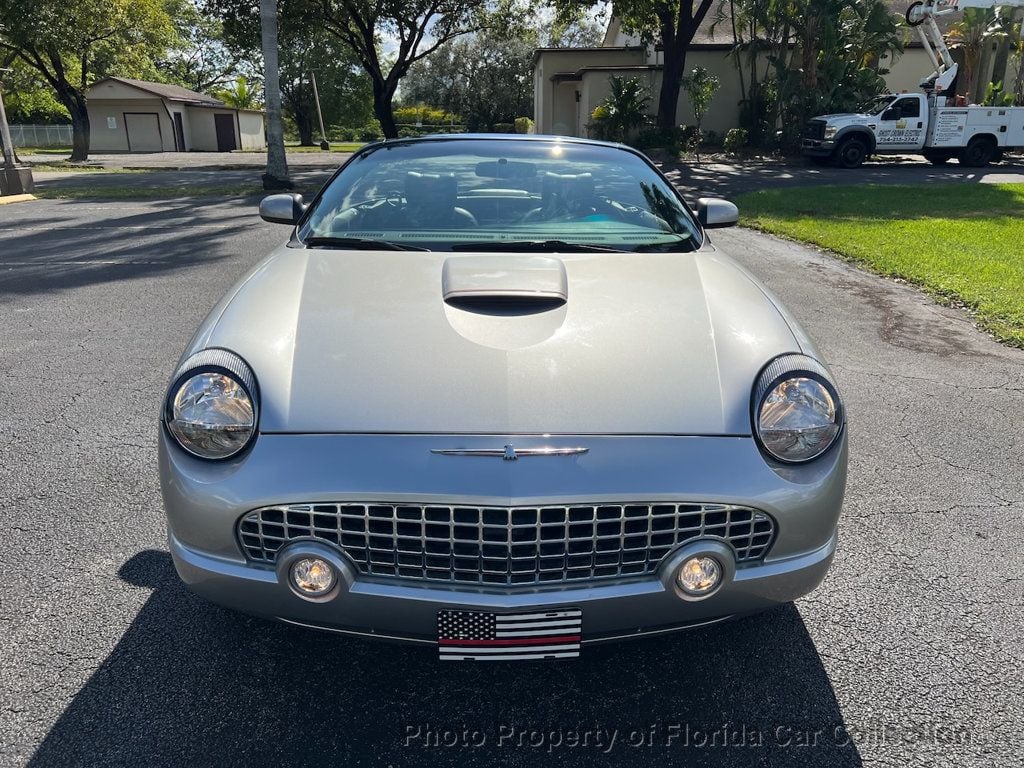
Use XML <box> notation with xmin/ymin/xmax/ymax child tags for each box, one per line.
<box><xmin>514</xmin><ymin>117</ymin><xmax>534</xmax><ymax>134</ymax></box>
<box><xmin>358</xmin><ymin>124</ymin><xmax>383</xmax><ymax>142</ymax></box>
<box><xmin>589</xmin><ymin>76</ymin><xmax>650</xmax><ymax>143</ymax></box>
<box><xmin>682</xmin><ymin>67</ymin><xmax>720</xmax><ymax>161</ymax></box>
<box><xmin>702</xmin><ymin>130</ymin><xmax>722</xmax><ymax>148</ymax></box>
<box><xmin>632</xmin><ymin>127</ymin><xmax>683</xmax><ymax>152</ymax></box>
<box><xmin>723</xmin><ymin>128</ymin><xmax>749</xmax><ymax>155</ymax></box>
<box><xmin>393</xmin><ymin>105</ymin><xmax>461</xmax><ymax>126</ymax></box>
<box><xmin>492</xmin><ymin>122</ymin><xmax>515</xmax><ymax>133</ymax></box>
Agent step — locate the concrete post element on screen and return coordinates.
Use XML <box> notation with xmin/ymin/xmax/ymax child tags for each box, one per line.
<box><xmin>0</xmin><ymin>73</ymin><xmax>35</xmax><ymax>196</ymax></box>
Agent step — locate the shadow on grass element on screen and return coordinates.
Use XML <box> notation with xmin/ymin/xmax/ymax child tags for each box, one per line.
<box><xmin>29</xmin><ymin>550</ymin><xmax>861</xmax><ymax>768</ymax></box>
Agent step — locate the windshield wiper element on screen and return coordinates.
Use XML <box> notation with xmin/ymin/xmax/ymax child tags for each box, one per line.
<box><xmin>450</xmin><ymin>240</ymin><xmax>623</xmax><ymax>253</ymax></box>
<box><xmin>303</xmin><ymin>236</ymin><xmax>428</xmax><ymax>251</ymax></box>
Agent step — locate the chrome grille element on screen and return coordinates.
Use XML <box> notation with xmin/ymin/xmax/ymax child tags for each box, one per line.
<box><xmin>238</xmin><ymin>502</ymin><xmax>775</xmax><ymax>586</ymax></box>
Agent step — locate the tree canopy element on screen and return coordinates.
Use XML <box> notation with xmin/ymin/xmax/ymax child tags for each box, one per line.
<box><xmin>400</xmin><ymin>24</ymin><xmax>537</xmax><ymax>131</ymax></box>
<box><xmin>212</xmin><ymin>0</ymin><xmax>373</xmax><ymax>144</ymax></box>
<box><xmin>0</xmin><ymin>0</ymin><xmax>177</xmax><ymax>159</ymax></box>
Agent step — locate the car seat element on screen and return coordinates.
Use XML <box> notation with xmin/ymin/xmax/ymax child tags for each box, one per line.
<box><xmin>523</xmin><ymin>172</ymin><xmax>599</xmax><ymax>221</ymax></box>
<box><xmin>404</xmin><ymin>172</ymin><xmax>478</xmax><ymax>228</ymax></box>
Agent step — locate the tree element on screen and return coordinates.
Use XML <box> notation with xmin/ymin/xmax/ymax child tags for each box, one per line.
<box><xmin>556</xmin><ymin>0</ymin><xmax>717</xmax><ymax>130</ymax></box>
<box><xmin>0</xmin><ymin>56</ymin><xmax>69</xmax><ymax>123</ymax></box>
<box><xmin>277</xmin><ymin>29</ymin><xmax>372</xmax><ymax>144</ymax></box>
<box><xmin>711</xmin><ymin>0</ymin><xmax>901</xmax><ymax>149</ymax></box>
<box><xmin>0</xmin><ymin>0</ymin><xmax>176</xmax><ymax>160</ymax></box>
<box><xmin>948</xmin><ymin>8</ymin><xmax>1001</xmax><ymax>103</ymax></box>
<box><xmin>157</xmin><ymin>1</ymin><xmax>243</xmax><ymax>92</ymax></box>
<box><xmin>400</xmin><ymin>22</ymin><xmax>536</xmax><ymax>131</ymax></box>
<box><xmin>681</xmin><ymin>66</ymin><xmax>718</xmax><ymax>159</ymax></box>
<box><xmin>211</xmin><ymin>0</ymin><xmax>373</xmax><ymax>144</ymax></box>
<box><xmin>260</xmin><ymin>0</ymin><xmax>290</xmax><ymax>188</ymax></box>
<box><xmin>215</xmin><ymin>76</ymin><xmax>260</xmax><ymax>108</ymax></box>
<box><xmin>319</xmin><ymin>0</ymin><xmax>489</xmax><ymax>137</ymax></box>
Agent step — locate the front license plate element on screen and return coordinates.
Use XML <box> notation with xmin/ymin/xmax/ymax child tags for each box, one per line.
<box><xmin>437</xmin><ymin>608</ymin><xmax>582</xmax><ymax>661</ymax></box>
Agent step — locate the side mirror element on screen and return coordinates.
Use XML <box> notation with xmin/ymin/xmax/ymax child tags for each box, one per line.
<box><xmin>881</xmin><ymin>108</ymin><xmax>900</xmax><ymax>121</ymax></box>
<box><xmin>259</xmin><ymin>193</ymin><xmax>306</xmax><ymax>225</ymax></box>
<box><xmin>696</xmin><ymin>198</ymin><xmax>739</xmax><ymax>229</ymax></box>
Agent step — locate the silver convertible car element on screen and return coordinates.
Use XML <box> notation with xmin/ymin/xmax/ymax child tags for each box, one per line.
<box><xmin>160</xmin><ymin>135</ymin><xmax>846</xmax><ymax>660</ymax></box>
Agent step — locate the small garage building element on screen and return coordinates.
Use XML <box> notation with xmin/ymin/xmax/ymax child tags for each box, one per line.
<box><xmin>86</xmin><ymin>77</ymin><xmax>265</xmax><ymax>153</ymax></box>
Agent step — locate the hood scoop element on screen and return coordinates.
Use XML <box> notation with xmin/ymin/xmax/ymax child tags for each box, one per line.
<box><xmin>442</xmin><ymin>255</ymin><xmax>567</xmax><ymax>315</ymax></box>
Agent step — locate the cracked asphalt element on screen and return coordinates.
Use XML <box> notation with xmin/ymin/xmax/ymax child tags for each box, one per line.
<box><xmin>0</xmin><ymin>195</ymin><xmax>1021</xmax><ymax>767</ymax></box>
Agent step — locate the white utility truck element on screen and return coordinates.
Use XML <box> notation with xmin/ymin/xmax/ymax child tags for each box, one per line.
<box><xmin>802</xmin><ymin>0</ymin><xmax>1024</xmax><ymax>167</ymax></box>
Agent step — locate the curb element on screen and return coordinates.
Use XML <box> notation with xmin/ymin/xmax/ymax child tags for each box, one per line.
<box><xmin>0</xmin><ymin>194</ymin><xmax>37</xmax><ymax>205</ymax></box>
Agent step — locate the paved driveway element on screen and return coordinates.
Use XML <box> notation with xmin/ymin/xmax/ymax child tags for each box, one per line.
<box><xmin>0</xmin><ymin>198</ymin><xmax>1020</xmax><ymax>767</ymax></box>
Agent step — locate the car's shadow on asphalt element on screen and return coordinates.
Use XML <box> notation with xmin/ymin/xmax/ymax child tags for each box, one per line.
<box><xmin>29</xmin><ymin>551</ymin><xmax>862</xmax><ymax>767</ymax></box>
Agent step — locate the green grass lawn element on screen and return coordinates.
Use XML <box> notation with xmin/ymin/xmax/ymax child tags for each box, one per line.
<box><xmin>17</xmin><ymin>147</ymin><xmax>74</xmax><ymax>154</ymax></box>
<box><xmin>736</xmin><ymin>183</ymin><xmax>1024</xmax><ymax>346</ymax></box>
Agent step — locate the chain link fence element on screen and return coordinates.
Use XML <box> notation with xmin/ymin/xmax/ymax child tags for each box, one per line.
<box><xmin>8</xmin><ymin>124</ymin><xmax>73</xmax><ymax>148</ymax></box>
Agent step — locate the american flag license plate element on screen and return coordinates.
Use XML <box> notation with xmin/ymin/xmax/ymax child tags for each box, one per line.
<box><xmin>437</xmin><ymin>608</ymin><xmax>582</xmax><ymax>660</ymax></box>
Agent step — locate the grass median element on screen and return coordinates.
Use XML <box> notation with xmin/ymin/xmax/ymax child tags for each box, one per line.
<box><xmin>736</xmin><ymin>183</ymin><xmax>1024</xmax><ymax>347</ymax></box>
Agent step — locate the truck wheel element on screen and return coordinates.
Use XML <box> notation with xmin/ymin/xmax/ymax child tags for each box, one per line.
<box><xmin>836</xmin><ymin>138</ymin><xmax>867</xmax><ymax>169</ymax></box>
<box><xmin>923</xmin><ymin>149</ymin><xmax>953</xmax><ymax>165</ymax></box>
<box><xmin>959</xmin><ymin>137</ymin><xmax>995</xmax><ymax>167</ymax></box>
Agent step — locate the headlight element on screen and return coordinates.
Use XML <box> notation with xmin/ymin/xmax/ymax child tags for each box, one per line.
<box><xmin>824</xmin><ymin>126</ymin><xmax>838</xmax><ymax>139</ymax></box>
<box><xmin>164</xmin><ymin>349</ymin><xmax>258</xmax><ymax>460</ymax></box>
<box><xmin>753</xmin><ymin>354</ymin><xmax>843</xmax><ymax>463</ymax></box>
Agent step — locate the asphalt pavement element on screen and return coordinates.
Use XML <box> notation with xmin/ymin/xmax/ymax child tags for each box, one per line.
<box><xmin>0</xmin><ymin>195</ymin><xmax>1021</xmax><ymax>767</ymax></box>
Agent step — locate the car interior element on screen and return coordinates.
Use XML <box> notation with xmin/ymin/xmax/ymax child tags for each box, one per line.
<box><xmin>326</xmin><ymin>164</ymin><xmax>676</xmax><ymax>234</ymax></box>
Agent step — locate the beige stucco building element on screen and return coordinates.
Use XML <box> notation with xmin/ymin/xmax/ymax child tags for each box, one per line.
<box><xmin>86</xmin><ymin>78</ymin><xmax>265</xmax><ymax>153</ymax></box>
<box><xmin>533</xmin><ymin>17</ymin><xmax>944</xmax><ymax>137</ymax></box>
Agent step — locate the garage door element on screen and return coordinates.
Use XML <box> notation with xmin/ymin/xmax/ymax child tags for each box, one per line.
<box><xmin>124</xmin><ymin>113</ymin><xmax>163</xmax><ymax>152</ymax></box>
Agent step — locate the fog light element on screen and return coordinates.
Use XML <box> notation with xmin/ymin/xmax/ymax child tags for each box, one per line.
<box><xmin>676</xmin><ymin>556</ymin><xmax>722</xmax><ymax>596</ymax></box>
<box><xmin>289</xmin><ymin>557</ymin><xmax>336</xmax><ymax>596</ymax></box>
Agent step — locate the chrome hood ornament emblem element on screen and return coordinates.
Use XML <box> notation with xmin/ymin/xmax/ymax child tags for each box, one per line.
<box><xmin>431</xmin><ymin>445</ymin><xmax>588</xmax><ymax>461</ymax></box>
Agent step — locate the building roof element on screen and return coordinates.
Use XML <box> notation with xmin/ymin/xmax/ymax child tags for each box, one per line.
<box><xmin>90</xmin><ymin>77</ymin><xmax>224</xmax><ymax>106</ymax></box>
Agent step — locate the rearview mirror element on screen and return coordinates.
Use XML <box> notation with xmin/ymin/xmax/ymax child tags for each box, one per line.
<box><xmin>475</xmin><ymin>159</ymin><xmax>536</xmax><ymax>180</ymax></box>
<box><xmin>696</xmin><ymin>198</ymin><xmax>738</xmax><ymax>229</ymax></box>
<box><xmin>259</xmin><ymin>193</ymin><xmax>306</xmax><ymax>225</ymax></box>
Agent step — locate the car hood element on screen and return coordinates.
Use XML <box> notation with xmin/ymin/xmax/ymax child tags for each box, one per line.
<box><xmin>816</xmin><ymin>113</ymin><xmax>872</xmax><ymax>124</ymax></box>
<box><xmin>191</xmin><ymin>246</ymin><xmax>802</xmax><ymax>435</ymax></box>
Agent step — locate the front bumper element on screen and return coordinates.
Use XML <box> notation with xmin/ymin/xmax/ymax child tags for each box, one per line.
<box><xmin>161</xmin><ymin>432</ymin><xmax>846</xmax><ymax>644</ymax></box>
<box><xmin>801</xmin><ymin>139</ymin><xmax>836</xmax><ymax>157</ymax></box>
<box><xmin>171</xmin><ymin>530</ymin><xmax>837</xmax><ymax>644</ymax></box>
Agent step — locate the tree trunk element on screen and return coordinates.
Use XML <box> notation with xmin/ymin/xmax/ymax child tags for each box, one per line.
<box><xmin>372</xmin><ymin>80</ymin><xmax>398</xmax><ymax>138</ymax></box>
<box><xmin>64</xmin><ymin>92</ymin><xmax>90</xmax><ymax>162</ymax></box>
<box><xmin>974</xmin><ymin>39</ymin><xmax>994</xmax><ymax>103</ymax></box>
<box><xmin>657</xmin><ymin>46</ymin><xmax>687</xmax><ymax>130</ymax></box>
<box><xmin>295</xmin><ymin>111</ymin><xmax>315</xmax><ymax>146</ymax></box>
<box><xmin>990</xmin><ymin>38</ymin><xmax>1011</xmax><ymax>93</ymax></box>
<box><xmin>260</xmin><ymin>0</ymin><xmax>291</xmax><ymax>189</ymax></box>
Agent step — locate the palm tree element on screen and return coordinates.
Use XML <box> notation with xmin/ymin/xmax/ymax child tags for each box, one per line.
<box><xmin>260</xmin><ymin>0</ymin><xmax>290</xmax><ymax>190</ymax></box>
<box><xmin>216</xmin><ymin>77</ymin><xmax>260</xmax><ymax>110</ymax></box>
<box><xmin>948</xmin><ymin>8</ymin><xmax>1003</xmax><ymax>104</ymax></box>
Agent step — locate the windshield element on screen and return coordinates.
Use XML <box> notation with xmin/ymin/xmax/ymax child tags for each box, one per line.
<box><xmin>297</xmin><ymin>138</ymin><xmax>701</xmax><ymax>252</ymax></box>
<box><xmin>858</xmin><ymin>94</ymin><xmax>895</xmax><ymax>114</ymax></box>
